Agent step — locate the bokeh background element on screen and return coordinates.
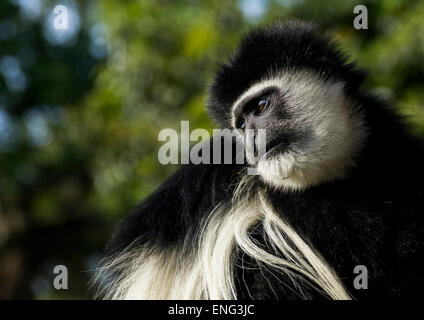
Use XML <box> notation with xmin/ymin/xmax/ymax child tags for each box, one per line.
<box><xmin>0</xmin><ymin>0</ymin><xmax>423</xmax><ymax>299</ymax></box>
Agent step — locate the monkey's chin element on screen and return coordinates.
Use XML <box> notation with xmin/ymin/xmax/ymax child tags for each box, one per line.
<box><xmin>256</xmin><ymin>152</ymin><xmax>351</xmax><ymax>191</ymax></box>
<box><xmin>256</xmin><ymin>154</ymin><xmax>323</xmax><ymax>191</ymax></box>
<box><xmin>256</xmin><ymin>155</ymin><xmax>302</xmax><ymax>191</ymax></box>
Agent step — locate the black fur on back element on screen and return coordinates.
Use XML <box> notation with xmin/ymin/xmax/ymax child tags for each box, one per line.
<box><xmin>104</xmin><ymin>135</ymin><xmax>243</xmax><ymax>257</ymax></box>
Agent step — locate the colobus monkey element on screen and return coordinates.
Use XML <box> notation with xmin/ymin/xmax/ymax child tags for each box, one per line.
<box><xmin>93</xmin><ymin>20</ymin><xmax>424</xmax><ymax>300</ymax></box>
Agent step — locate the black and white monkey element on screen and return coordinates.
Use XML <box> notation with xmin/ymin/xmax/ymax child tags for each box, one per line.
<box><xmin>93</xmin><ymin>21</ymin><xmax>424</xmax><ymax>300</ymax></box>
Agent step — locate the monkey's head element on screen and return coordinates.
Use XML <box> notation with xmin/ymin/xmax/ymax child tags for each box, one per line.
<box><xmin>208</xmin><ymin>21</ymin><xmax>367</xmax><ymax>191</ymax></box>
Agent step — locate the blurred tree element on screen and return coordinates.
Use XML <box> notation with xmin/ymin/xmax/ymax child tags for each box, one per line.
<box><xmin>0</xmin><ymin>0</ymin><xmax>423</xmax><ymax>299</ymax></box>
<box><xmin>0</xmin><ymin>0</ymin><xmax>108</xmax><ymax>299</ymax></box>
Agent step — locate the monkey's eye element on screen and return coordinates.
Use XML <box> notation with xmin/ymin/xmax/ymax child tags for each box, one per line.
<box><xmin>257</xmin><ymin>98</ymin><xmax>270</xmax><ymax>113</ymax></box>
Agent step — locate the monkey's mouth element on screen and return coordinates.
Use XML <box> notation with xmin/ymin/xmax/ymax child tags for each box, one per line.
<box><xmin>261</xmin><ymin>130</ymin><xmax>306</xmax><ymax>160</ymax></box>
<box><xmin>245</xmin><ymin>134</ymin><xmax>292</xmax><ymax>165</ymax></box>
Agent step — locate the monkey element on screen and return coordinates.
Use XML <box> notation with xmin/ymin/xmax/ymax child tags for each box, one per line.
<box><xmin>93</xmin><ymin>20</ymin><xmax>424</xmax><ymax>300</ymax></box>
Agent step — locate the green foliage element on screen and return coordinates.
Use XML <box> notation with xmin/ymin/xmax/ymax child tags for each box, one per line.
<box><xmin>0</xmin><ymin>0</ymin><xmax>423</xmax><ymax>299</ymax></box>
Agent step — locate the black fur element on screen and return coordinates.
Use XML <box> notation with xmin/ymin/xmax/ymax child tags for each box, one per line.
<box><xmin>102</xmin><ymin>21</ymin><xmax>424</xmax><ymax>299</ymax></box>
<box><xmin>207</xmin><ymin>20</ymin><xmax>365</xmax><ymax>128</ymax></box>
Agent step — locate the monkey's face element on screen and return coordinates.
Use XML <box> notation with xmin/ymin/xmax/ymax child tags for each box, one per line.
<box><xmin>208</xmin><ymin>22</ymin><xmax>368</xmax><ymax>191</ymax></box>
<box><xmin>231</xmin><ymin>70</ymin><xmax>366</xmax><ymax>190</ymax></box>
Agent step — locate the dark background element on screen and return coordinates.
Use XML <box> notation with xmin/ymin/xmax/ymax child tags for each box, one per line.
<box><xmin>0</xmin><ymin>0</ymin><xmax>423</xmax><ymax>299</ymax></box>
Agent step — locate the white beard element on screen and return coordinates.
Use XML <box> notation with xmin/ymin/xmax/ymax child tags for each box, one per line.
<box><xmin>93</xmin><ymin>177</ymin><xmax>351</xmax><ymax>300</ymax></box>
